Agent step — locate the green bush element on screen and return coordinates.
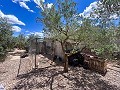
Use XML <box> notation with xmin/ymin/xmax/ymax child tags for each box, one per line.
<box><xmin>0</xmin><ymin>46</ymin><xmax>6</xmax><ymax>62</ymax></box>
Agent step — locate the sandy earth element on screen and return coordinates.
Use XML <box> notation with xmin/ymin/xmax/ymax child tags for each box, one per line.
<box><xmin>0</xmin><ymin>51</ymin><xmax>120</xmax><ymax>90</ymax></box>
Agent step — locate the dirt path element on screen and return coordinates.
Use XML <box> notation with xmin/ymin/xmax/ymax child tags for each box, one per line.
<box><xmin>0</xmin><ymin>55</ymin><xmax>20</xmax><ymax>89</ymax></box>
<box><xmin>0</xmin><ymin>53</ymin><xmax>120</xmax><ymax>90</ymax></box>
<box><xmin>102</xmin><ymin>63</ymin><xmax>120</xmax><ymax>87</ymax></box>
<box><xmin>0</xmin><ymin>55</ymin><xmax>31</xmax><ymax>89</ymax></box>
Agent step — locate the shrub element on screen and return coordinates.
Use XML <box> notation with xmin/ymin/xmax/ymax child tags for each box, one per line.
<box><xmin>0</xmin><ymin>45</ymin><xmax>6</xmax><ymax>62</ymax></box>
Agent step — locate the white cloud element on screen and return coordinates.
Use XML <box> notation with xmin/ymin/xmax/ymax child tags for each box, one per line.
<box><xmin>29</xmin><ymin>10</ymin><xmax>34</xmax><ymax>13</ymax></box>
<box><xmin>34</xmin><ymin>32</ymin><xmax>43</xmax><ymax>37</ymax></box>
<box><xmin>12</xmin><ymin>26</ymin><xmax>22</xmax><ymax>32</ymax></box>
<box><xmin>79</xmin><ymin>1</ymin><xmax>99</xmax><ymax>18</ymax></box>
<box><xmin>12</xmin><ymin>0</ymin><xmax>30</xmax><ymax>3</ymax></box>
<box><xmin>12</xmin><ymin>0</ymin><xmax>34</xmax><ymax>13</ymax></box>
<box><xmin>47</xmin><ymin>3</ymin><xmax>53</xmax><ymax>8</ymax></box>
<box><xmin>0</xmin><ymin>10</ymin><xmax>25</xmax><ymax>25</ymax></box>
<box><xmin>79</xmin><ymin>1</ymin><xmax>119</xmax><ymax>20</ymax></box>
<box><xmin>29</xmin><ymin>31</ymin><xmax>44</xmax><ymax>37</ymax></box>
<box><xmin>34</xmin><ymin>0</ymin><xmax>53</xmax><ymax>11</ymax></box>
<box><xmin>34</xmin><ymin>0</ymin><xmax>45</xmax><ymax>10</ymax></box>
<box><xmin>0</xmin><ymin>10</ymin><xmax>25</xmax><ymax>32</ymax></box>
<box><xmin>19</xmin><ymin>2</ymin><xmax>30</xmax><ymax>10</ymax></box>
<box><xmin>25</xmin><ymin>30</ymin><xmax>29</xmax><ymax>32</ymax></box>
<box><xmin>0</xmin><ymin>10</ymin><xmax>4</xmax><ymax>17</ymax></box>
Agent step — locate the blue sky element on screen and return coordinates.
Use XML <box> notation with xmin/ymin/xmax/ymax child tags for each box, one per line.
<box><xmin>0</xmin><ymin>0</ymin><xmax>97</xmax><ymax>36</ymax></box>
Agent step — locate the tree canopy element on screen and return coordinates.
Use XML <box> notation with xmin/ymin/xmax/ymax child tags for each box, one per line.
<box><xmin>0</xmin><ymin>17</ymin><xmax>13</xmax><ymax>61</ymax></box>
<box><xmin>37</xmin><ymin>0</ymin><xmax>120</xmax><ymax>71</ymax></box>
<box><xmin>100</xmin><ymin>0</ymin><xmax>120</xmax><ymax>15</ymax></box>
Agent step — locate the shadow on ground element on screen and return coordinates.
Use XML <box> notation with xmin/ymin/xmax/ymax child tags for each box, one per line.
<box><xmin>13</xmin><ymin>65</ymin><xmax>119</xmax><ymax>90</ymax></box>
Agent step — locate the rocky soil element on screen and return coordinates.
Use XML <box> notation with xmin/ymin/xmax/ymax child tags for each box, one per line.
<box><xmin>0</xmin><ymin>50</ymin><xmax>120</xmax><ymax>90</ymax></box>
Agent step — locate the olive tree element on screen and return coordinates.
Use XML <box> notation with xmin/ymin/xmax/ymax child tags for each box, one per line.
<box><xmin>79</xmin><ymin>1</ymin><xmax>120</xmax><ymax>59</ymax></box>
<box><xmin>100</xmin><ymin>0</ymin><xmax>120</xmax><ymax>15</ymax></box>
<box><xmin>0</xmin><ymin>17</ymin><xmax>13</xmax><ymax>61</ymax></box>
<box><xmin>38</xmin><ymin>0</ymin><xmax>79</xmax><ymax>72</ymax></box>
<box><xmin>0</xmin><ymin>17</ymin><xmax>13</xmax><ymax>49</ymax></box>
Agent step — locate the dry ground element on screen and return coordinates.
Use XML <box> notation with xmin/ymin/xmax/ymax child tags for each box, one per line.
<box><xmin>0</xmin><ymin>50</ymin><xmax>120</xmax><ymax>90</ymax></box>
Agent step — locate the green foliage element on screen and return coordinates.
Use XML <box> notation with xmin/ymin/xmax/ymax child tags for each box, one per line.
<box><xmin>100</xmin><ymin>0</ymin><xmax>120</xmax><ymax>15</ymax></box>
<box><xmin>26</xmin><ymin>34</ymin><xmax>41</xmax><ymax>47</ymax></box>
<box><xmin>0</xmin><ymin>17</ymin><xmax>12</xmax><ymax>61</ymax></box>
<box><xmin>14</xmin><ymin>34</ymin><xmax>28</xmax><ymax>49</ymax></box>
<box><xmin>40</xmin><ymin>0</ymin><xmax>78</xmax><ymax>43</ymax></box>
<box><xmin>0</xmin><ymin>17</ymin><xmax>13</xmax><ymax>50</ymax></box>
<box><xmin>0</xmin><ymin>45</ymin><xmax>6</xmax><ymax>62</ymax></box>
<box><xmin>76</xmin><ymin>17</ymin><xmax>120</xmax><ymax>59</ymax></box>
<box><xmin>39</xmin><ymin>0</ymin><xmax>120</xmax><ymax>61</ymax></box>
<box><xmin>39</xmin><ymin>0</ymin><xmax>79</xmax><ymax>72</ymax></box>
<box><xmin>90</xmin><ymin>1</ymin><xmax>120</xmax><ymax>59</ymax></box>
<box><xmin>0</xmin><ymin>45</ymin><xmax>5</xmax><ymax>56</ymax></box>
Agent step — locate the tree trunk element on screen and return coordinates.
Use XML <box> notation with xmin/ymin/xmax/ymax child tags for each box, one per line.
<box><xmin>61</xmin><ymin>42</ymin><xmax>68</xmax><ymax>72</ymax></box>
<box><xmin>64</xmin><ymin>53</ymin><xmax>68</xmax><ymax>72</ymax></box>
<box><xmin>51</xmin><ymin>40</ymin><xmax>55</xmax><ymax>65</ymax></box>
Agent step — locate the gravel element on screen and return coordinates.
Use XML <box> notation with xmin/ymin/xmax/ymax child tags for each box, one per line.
<box><xmin>0</xmin><ymin>50</ymin><xmax>120</xmax><ymax>90</ymax></box>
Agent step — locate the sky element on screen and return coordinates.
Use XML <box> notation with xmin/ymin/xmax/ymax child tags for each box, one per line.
<box><xmin>0</xmin><ymin>0</ymin><xmax>97</xmax><ymax>36</ymax></box>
